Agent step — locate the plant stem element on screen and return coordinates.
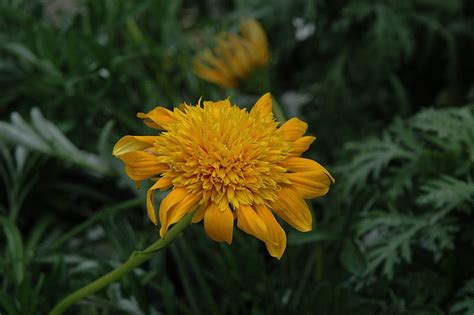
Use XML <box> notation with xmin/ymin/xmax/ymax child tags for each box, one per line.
<box><xmin>48</xmin><ymin>211</ymin><xmax>195</xmax><ymax>315</ymax></box>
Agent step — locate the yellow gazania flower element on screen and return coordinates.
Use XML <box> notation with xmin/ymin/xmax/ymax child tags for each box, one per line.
<box><xmin>193</xmin><ymin>18</ymin><xmax>269</xmax><ymax>88</ymax></box>
<box><xmin>113</xmin><ymin>93</ymin><xmax>334</xmax><ymax>259</ymax></box>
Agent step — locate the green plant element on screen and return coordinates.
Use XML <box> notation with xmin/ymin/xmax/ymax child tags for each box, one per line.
<box><xmin>333</xmin><ymin>105</ymin><xmax>474</xmax><ymax>313</ymax></box>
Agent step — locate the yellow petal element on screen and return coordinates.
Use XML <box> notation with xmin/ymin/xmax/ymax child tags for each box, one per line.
<box><xmin>125</xmin><ymin>166</ymin><xmax>165</xmax><ymax>182</ymax></box>
<box><xmin>192</xmin><ymin>59</ymin><xmax>237</xmax><ymax>88</ymax></box>
<box><xmin>192</xmin><ymin>204</ymin><xmax>206</xmax><ymax>223</ymax></box>
<box><xmin>226</xmin><ymin>34</ymin><xmax>255</xmax><ymax>74</ymax></box>
<box><xmin>160</xmin><ymin>192</ymin><xmax>201</xmax><ymax>236</ymax></box>
<box><xmin>204</xmin><ymin>202</ymin><xmax>234</xmax><ymax>244</ymax></box>
<box><xmin>270</xmin><ymin>188</ymin><xmax>312</xmax><ymax>232</ymax></box>
<box><xmin>254</xmin><ymin>204</ymin><xmax>287</xmax><ymax>259</ymax></box>
<box><xmin>251</xmin><ymin>92</ymin><xmax>272</xmax><ymax>116</ymax></box>
<box><xmin>146</xmin><ymin>180</ymin><xmax>168</xmax><ymax>225</ymax></box>
<box><xmin>158</xmin><ymin>187</ymin><xmax>189</xmax><ymax>233</ymax></box>
<box><xmin>280</xmin><ymin>158</ymin><xmax>335</xmax><ymax>183</ymax></box>
<box><xmin>200</xmin><ymin>49</ymin><xmax>233</xmax><ymax>76</ymax></box>
<box><xmin>290</xmin><ymin>136</ymin><xmax>316</xmax><ymax>156</ymax></box>
<box><xmin>153</xmin><ymin>176</ymin><xmax>173</xmax><ymax>191</ymax></box>
<box><xmin>278</xmin><ymin>118</ymin><xmax>308</xmax><ymax>141</ymax></box>
<box><xmin>215</xmin><ymin>36</ymin><xmax>247</xmax><ymax>79</ymax></box>
<box><xmin>119</xmin><ymin>151</ymin><xmax>158</xmax><ymax>166</ymax></box>
<box><xmin>112</xmin><ymin>135</ymin><xmax>156</xmax><ymax>156</ymax></box>
<box><xmin>193</xmin><ymin>61</ymin><xmax>237</xmax><ymax>88</ymax></box>
<box><xmin>137</xmin><ymin>107</ymin><xmax>175</xmax><ymax>130</ymax></box>
<box><xmin>193</xmin><ymin>50</ymin><xmax>238</xmax><ymax>88</ymax></box>
<box><xmin>120</xmin><ymin>151</ymin><xmax>168</xmax><ymax>181</ymax></box>
<box><xmin>228</xmin><ymin>35</ymin><xmax>262</xmax><ymax>68</ymax></box>
<box><xmin>285</xmin><ymin>171</ymin><xmax>332</xmax><ymax>198</ymax></box>
<box><xmin>203</xmin><ymin>98</ymin><xmax>232</xmax><ymax>110</ymax></box>
<box><xmin>236</xmin><ymin>204</ymin><xmax>270</xmax><ymax>243</ymax></box>
<box><xmin>239</xmin><ymin>19</ymin><xmax>269</xmax><ymax>65</ymax></box>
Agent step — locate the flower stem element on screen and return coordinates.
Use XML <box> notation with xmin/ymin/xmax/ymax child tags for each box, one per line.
<box><xmin>49</xmin><ymin>211</ymin><xmax>195</xmax><ymax>315</ymax></box>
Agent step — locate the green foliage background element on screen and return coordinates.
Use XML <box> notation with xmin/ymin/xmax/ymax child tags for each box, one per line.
<box><xmin>1</xmin><ymin>0</ymin><xmax>473</xmax><ymax>314</ymax></box>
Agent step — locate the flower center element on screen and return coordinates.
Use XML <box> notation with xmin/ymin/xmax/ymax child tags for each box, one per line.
<box><xmin>152</xmin><ymin>100</ymin><xmax>292</xmax><ymax>209</ymax></box>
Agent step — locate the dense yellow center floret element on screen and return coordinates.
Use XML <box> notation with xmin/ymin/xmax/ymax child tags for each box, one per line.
<box><xmin>151</xmin><ymin>100</ymin><xmax>292</xmax><ymax>210</ymax></box>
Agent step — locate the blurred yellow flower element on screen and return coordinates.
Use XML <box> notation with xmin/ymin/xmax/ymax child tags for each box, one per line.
<box><xmin>193</xmin><ymin>18</ymin><xmax>269</xmax><ymax>88</ymax></box>
<box><xmin>113</xmin><ymin>93</ymin><xmax>333</xmax><ymax>259</ymax></box>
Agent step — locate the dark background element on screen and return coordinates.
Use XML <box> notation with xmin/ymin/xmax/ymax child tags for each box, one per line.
<box><xmin>1</xmin><ymin>0</ymin><xmax>473</xmax><ymax>314</ymax></box>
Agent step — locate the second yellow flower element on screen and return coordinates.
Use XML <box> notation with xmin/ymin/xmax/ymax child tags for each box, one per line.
<box><xmin>193</xmin><ymin>18</ymin><xmax>269</xmax><ymax>88</ymax></box>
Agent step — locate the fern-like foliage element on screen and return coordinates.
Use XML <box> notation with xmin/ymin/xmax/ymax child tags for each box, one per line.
<box><xmin>412</xmin><ymin>107</ymin><xmax>474</xmax><ymax>167</ymax></box>
<box><xmin>337</xmin><ymin>130</ymin><xmax>416</xmax><ymax>198</ymax></box>
<box><xmin>450</xmin><ymin>278</ymin><xmax>474</xmax><ymax>315</ymax></box>
<box><xmin>336</xmin><ymin>104</ymin><xmax>474</xmax><ymax>298</ymax></box>
<box><xmin>417</xmin><ymin>176</ymin><xmax>474</xmax><ymax>212</ymax></box>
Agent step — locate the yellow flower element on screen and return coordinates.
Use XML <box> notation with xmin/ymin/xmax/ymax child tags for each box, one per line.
<box><xmin>113</xmin><ymin>93</ymin><xmax>334</xmax><ymax>259</ymax></box>
<box><xmin>193</xmin><ymin>18</ymin><xmax>269</xmax><ymax>88</ymax></box>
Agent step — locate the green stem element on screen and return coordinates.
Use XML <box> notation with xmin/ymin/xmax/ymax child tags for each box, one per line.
<box><xmin>49</xmin><ymin>211</ymin><xmax>195</xmax><ymax>315</ymax></box>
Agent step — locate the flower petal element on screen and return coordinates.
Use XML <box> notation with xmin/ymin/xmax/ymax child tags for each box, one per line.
<box><xmin>254</xmin><ymin>204</ymin><xmax>287</xmax><ymax>259</ymax></box>
<box><xmin>153</xmin><ymin>176</ymin><xmax>173</xmax><ymax>191</ymax></box>
<box><xmin>215</xmin><ymin>35</ymin><xmax>247</xmax><ymax>79</ymax></box>
<box><xmin>285</xmin><ymin>171</ymin><xmax>332</xmax><ymax>198</ymax></box>
<box><xmin>160</xmin><ymin>192</ymin><xmax>201</xmax><ymax>236</ymax></box>
<box><xmin>237</xmin><ymin>37</ymin><xmax>262</xmax><ymax>67</ymax></box>
<box><xmin>226</xmin><ymin>34</ymin><xmax>256</xmax><ymax>74</ymax></box>
<box><xmin>236</xmin><ymin>204</ymin><xmax>270</xmax><ymax>243</ymax></box>
<box><xmin>112</xmin><ymin>135</ymin><xmax>156</xmax><ymax>157</ymax></box>
<box><xmin>251</xmin><ymin>92</ymin><xmax>272</xmax><ymax>116</ymax></box>
<box><xmin>193</xmin><ymin>50</ymin><xmax>238</xmax><ymax>88</ymax></box>
<box><xmin>193</xmin><ymin>59</ymin><xmax>237</xmax><ymax>88</ymax></box>
<box><xmin>270</xmin><ymin>188</ymin><xmax>312</xmax><ymax>232</ymax></box>
<box><xmin>192</xmin><ymin>204</ymin><xmax>206</xmax><ymax>223</ymax></box>
<box><xmin>200</xmin><ymin>49</ymin><xmax>234</xmax><ymax>77</ymax></box>
<box><xmin>146</xmin><ymin>180</ymin><xmax>171</xmax><ymax>225</ymax></box>
<box><xmin>290</xmin><ymin>136</ymin><xmax>316</xmax><ymax>156</ymax></box>
<box><xmin>239</xmin><ymin>19</ymin><xmax>269</xmax><ymax>64</ymax></box>
<box><xmin>280</xmin><ymin>157</ymin><xmax>335</xmax><ymax>182</ymax></box>
<box><xmin>137</xmin><ymin>107</ymin><xmax>176</xmax><ymax>130</ymax></box>
<box><xmin>158</xmin><ymin>187</ymin><xmax>189</xmax><ymax>233</ymax></box>
<box><xmin>204</xmin><ymin>202</ymin><xmax>234</xmax><ymax>244</ymax></box>
<box><xmin>278</xmin><ymin>118</ymin><xmax>308</xmax><ymax>141</ymax></box>
<box><xmin>119</xmin><ymin>151</ymin><xmax>168</xmax><ymax>181</ymax></box>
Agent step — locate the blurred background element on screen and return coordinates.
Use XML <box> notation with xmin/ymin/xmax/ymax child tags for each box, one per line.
<box><xmin>1</xmin><ymin>0</ymin><xmax>474</xmax><ymax>314</ymax></box>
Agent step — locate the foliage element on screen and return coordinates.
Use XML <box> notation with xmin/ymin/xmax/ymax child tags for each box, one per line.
<box><xmin>333</xmin><ymin>106</ymin><xmax>474</xmax><ymax>312</ymax></box>
<box><xmin>0</xmin><ymin>108</ymin><xmax>113</xmax><ymax>176</ymax></box>
<box><xmin>1</xmin><ymin>0</ymin><xmax>473</xmax><ymax>314</ymax></box>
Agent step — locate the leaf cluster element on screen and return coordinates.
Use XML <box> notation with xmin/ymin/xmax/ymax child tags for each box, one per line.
<box><xmin>1</xmin><ymin>0</ymin><xmax>474</xmax><ymax>315</ymax></box>
<box><xmin>333</xmin><ymin>105</ymin><xmax>474</xmax><ymax>313</ymax></box>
